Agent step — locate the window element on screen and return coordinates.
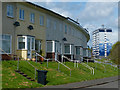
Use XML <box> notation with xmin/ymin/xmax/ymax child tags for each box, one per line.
<box><xmin>18</xmin><ymin>37</ymin><xmax>25</xmax><ymax>49</ymax></box>
<box><xmin>64</xmin><ymin>44</ymin><xmax>70</xmax><ymax>54</ymax></box>
<box><xmin>40</xmin><ymin>16</ymin><xmax>44</xmax><ymax>25</ymax></box>
<box><xmin>65</xmin><ymin>25</ymin><xmax>67</xmax><ymax>34</ymax></box>
<box><xmin>0</xmin><ymin>35</ymin><xmax>11</xmax><ymax>54</ymax></box>
<box><xmin>54</xmin><ymin>21</ymin><xmax>57</xmax><ymax>30</ymax></box>
<box><xmin>59</xmin><ymin>23</ymin><xmax>62</xmax><ymax>32</ymax></box>
<box><xmin>7</xmin><ymin>4</ymin><xmax>13</xmax><ymax>17</ymax></box>
<box><xmin>30</xmin><ymin>13</ymin><xmax>35</xmax><ymax>23</ymax></box>
<box><xmin>71</xmin><ymin>45</ymin><xmax>74</xmax><ymax>54</ymax></box>
<box><xmin>59</xmin><ymin>43</ymin><xmax>62</xmax><ymax>54</ymax></box>
<box><xmin>86</xmin><ymin>49</ymin><xmax>88</xmax><ymax>57</ymax></box>
<box><xmin>83</xmin><ymin>49</ymin><xmax>86</xmax><ymax>56</ymax></box>
<box><xmin>69</xmin><ymin>27</ymin><xmax>71</xmax><ymax>34</ymax></box>
<box><xmin>32</xmin><ymin>38</ymin><xmax>35</xmax><ymax>50</ymax></box>
<box><xmin>47</xmin><ymin>41</ymin><xmax>53</xmax><ymax>52</ymax></box>
<box><xmin>72</xmin><ymin>29</ymin><xmax>74</xmax><ymax>36</ymax></box>
<box><xmin>35</xmin><ymin>40</ymin><xmax>41</xmax><ymax>52</ymax></box>
<box><xmin>80</xmin><ymin>47</ymin><xmax>83</xmax><ymax>56</ymax></box>
<box><xmin>47</xmin><ymin>18</ymin><xmax>50</xmax><ymax>28</ymax></box>
<box><xmin>76</xmin><ymin>47</ymin><xmax>80</xmax><ymax>55</ymax></box>
<box><xmin>19</xmin><ymin>9</ymin><xmax>24</xmax><ymax>20</ymax></box>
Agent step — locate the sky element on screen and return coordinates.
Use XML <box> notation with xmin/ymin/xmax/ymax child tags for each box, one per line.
<box><xmin>27</xmin><ymin>0</ymin><xmax>119</xmax><ymax>47</ymax></box>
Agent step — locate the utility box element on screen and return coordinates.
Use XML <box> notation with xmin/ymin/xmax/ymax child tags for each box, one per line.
<box><xmin>37</xmin><ymin>70</ymin><xmax>48</xmax><ymax>85</ymax></box>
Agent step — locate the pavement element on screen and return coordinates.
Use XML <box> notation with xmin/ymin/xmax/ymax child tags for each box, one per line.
<box><xmin>42</xmin><ymin>76</ymin><xmax>119</xmax><ymax>89</ymax></box>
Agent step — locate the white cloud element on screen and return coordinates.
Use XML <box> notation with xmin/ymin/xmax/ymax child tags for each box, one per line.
<box><xmin>26</xmin><ymin>0</ymin><xmax>119</xmax><ymax>2</ymax></box>
<box><xmin>79</xmin><ymin>2</ymin><xmax>117</xmax><ymax>23</ymax></box>
<box><xmin>111</xmin><ymin>30</ymin><xmax>118</xmax><ymax>44</ymax></box>
<box><xmin>50</xmin><ymin>7</ymin><xmax>72</xmax><ymax>17</ymax></box>
<box><xmin>87</xmin><ymin>0</ymin><xmax>119</xmax><ymax>2</ymax></box>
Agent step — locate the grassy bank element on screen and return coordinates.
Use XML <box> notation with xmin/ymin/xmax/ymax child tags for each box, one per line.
<box><xmin>2</xmin><ymin>60</ymin><xmax>118</xmax><ymax>88</ymax></box>
<box><xmin>0</xmin><ymin>61</ymin><xmax>2</xmax><ymax>90</ymax></box>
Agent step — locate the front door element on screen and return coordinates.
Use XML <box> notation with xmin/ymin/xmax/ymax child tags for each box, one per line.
<box><xmin>27</xmin><ymin>37</ymin><xmax>35</xmax><ymax>59</ymax></box>
<box><xmin>55</xmin><ymin>42</ymin><xmax>61</xmax><ymax>61</ymax></box>
<box><xmin>55</xmin><ymin>42</ymin><xmax>57</xmax><ymax>61</ymax></box>
<box><xmin>27</xmin><ymin>37</ymin><xmax>31</xmax><ymax>59</ymax></box>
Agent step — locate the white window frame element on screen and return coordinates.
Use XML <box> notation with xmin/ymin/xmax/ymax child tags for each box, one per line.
<box><xmin>64</xmin><ymin>44</ymin><xmax>70</xmax><ymax>54</ymax></box>
<box><xmin>0</xmin><ymin>34</ymin><xmax>12</xmax><ymax>54</ymax></box>
<box><xmin>17</xmin><ymin>36</ymin><xmax>35</xmax><ymax>50</ymax></box>
<box><xmin>40</xmin><ymin>15</ymin><xmax>44</xmax><ymax>26</ymax></box>
<box><xmin>30</xmin><ymin>13</ymin><xmax>35</xmax><ymax>23</ymax></box>
<box><xmin>7</xmin><ymin>4</ymin><xmax>14</xmax><ymax>18</ymax></box>
<box><xmin>19</xmin><ymin>9</ymin><xmax>24</xmax><ymax>20</ymax></box>
<box><xmin>17</xmin><ymin>36</ymin><xmax>27</xmax><ymax>50</ymax></box>
<box><xmin>46</xmin><ymin>41</ymin><xmax>54</xmax><ymax>52</ymax></box>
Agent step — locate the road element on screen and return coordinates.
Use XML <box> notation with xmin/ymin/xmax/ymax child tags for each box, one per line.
<box><xmin>88</xmin><ymin>80</ymin><xmax>119</xmax><ymax>88</ymax></box>
<box><xmin>72</xmin><ymin>80</ymin><xmax>119</xmax><ymax>90</ymax></box>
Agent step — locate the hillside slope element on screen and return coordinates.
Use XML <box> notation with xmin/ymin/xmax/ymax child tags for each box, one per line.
<box><xmin>2</xmin><ymin>60</ymin><xmax>118</xmax><ymax>88</ymax></box>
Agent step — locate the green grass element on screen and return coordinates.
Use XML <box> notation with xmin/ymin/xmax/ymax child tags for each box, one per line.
<box><xmin>2</xmin><ymin>60</ymin><xmax>118</xmax><ymax>88</ymax></box>
<box><xmin>0</xmin><ymin>61</ymin><xmax>2</xmax><ymax>90</ymax></box>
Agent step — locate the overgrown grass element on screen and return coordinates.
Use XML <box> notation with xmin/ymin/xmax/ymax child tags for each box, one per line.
<box><xmin>2</xmin><ymin>60</ymin><xmax>118</xmax><ymax>88</ymax></box>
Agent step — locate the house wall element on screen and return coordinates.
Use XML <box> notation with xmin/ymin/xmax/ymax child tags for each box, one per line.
<box><xmin>2</xmin><ymin>2</ymin><xmax>90</xmax><ymax>60</ymax></box>
<box><xmin>2</xmin><ymin>2</ymin><xmax>46</xmax><ymax>59</ymax></box>
<box><xmin>46</xmin><ymin>12</ymin><xmax>89</xmax><ymax>60</ymax></box>
<box><xmin>46</xmin><ymin>15</ymin><xmax>64</xmax><ymax>43</ymax></box>
<box><xmin>63</xmin><ymin>21</ymin><xmax>88</xmax><ymax>47</ymax></box>
<box><xmin>2</xmin><ymin>2</ymin><xmax>17</xmax><ymax>55</ymax></box>
<box><xmin>15</xmin><ymin>3</ymin><xmax>46</xmax><ymax>57</ymax></box>
<box><xmin>63</xmin><ymin>21</ymin><xmax>88</xmax><ymax>59</ymax></box>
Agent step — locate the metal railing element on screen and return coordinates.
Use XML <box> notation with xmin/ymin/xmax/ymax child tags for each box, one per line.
<box><xmin>26</xmin><ymin>60</ymin><xmax>38</xmax><ymax>79</ymax></box>
<box><xmin>35</xmin><ymin>52</ymin><xmax>50</xmax><ymax>67</ymax></box>
<box><xmin>62</xmin><ymin>55</ymin><xmax>80</xmax><ymax>68</ymax></box>
<box><xmin>56</xmin><ymin>59</ymin><xmax>71</xmax><ymax>76</ymax></box>
<box><xmin>62</xmin><ymin>55</ymin><xmax>73</xmax><ymax>62</ymax></box>
<box><xmin>81</xmin><ymin>63</ymin><xmax>94</xmax><ymax>75</ymax></box>
<box><xmin>0</xmin><ymin>48</ymin><xmax>16</xmax><ymax>59</ymax></box>
<box><xmin>35</xmin><ymin>53</ymin><xmax>71</xmax><ymax>76</ymax></box>
<box><xmin>0</xmin><ymin>48</ymin><xmax>38</xmax><ymax>79</ymax></box>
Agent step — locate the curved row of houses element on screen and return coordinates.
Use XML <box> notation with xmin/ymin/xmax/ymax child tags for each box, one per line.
<box><xmin>1</xmin><ymin>2</ymin><xmax>91</xmax><ymax>61</ymax></box>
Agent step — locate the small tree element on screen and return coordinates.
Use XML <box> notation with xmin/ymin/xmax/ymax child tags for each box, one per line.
<box><xmin>108</xmin><ymin>41</ymin><xmax>120</xmax><ymax>65</ymax></box>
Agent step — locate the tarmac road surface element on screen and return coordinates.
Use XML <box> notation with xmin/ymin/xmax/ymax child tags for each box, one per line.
<box><xmin>87</xmin><ymin>80</ymin><xmax>119</xmax><ymax>88</ymax></box>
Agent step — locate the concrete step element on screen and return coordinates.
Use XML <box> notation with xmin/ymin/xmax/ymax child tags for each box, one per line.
<box><xmin>26</xmin><ymin>77</ymin><xmax>31</xmax><ymax>79</ymax></box>
<box><xmin>15</xmin><ymin>70</ymin><xmax>35</xmax><ymax>82</ymax></box>
<box><xmin>22</xmin><ymin>74</ymin><xmax>28</xmax><ymax>77</ymax></box>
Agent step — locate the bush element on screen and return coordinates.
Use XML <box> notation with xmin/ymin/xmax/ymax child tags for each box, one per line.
<box><xmin>108</xmin><ymin>41</ymin><xmax>120</xmax><ymax>65</ymax></box>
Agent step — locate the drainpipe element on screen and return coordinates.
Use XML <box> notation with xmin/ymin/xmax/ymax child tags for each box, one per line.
<box><xmin>14</xmin><ymin>3</ymin><xmax>17</xmax><ymax>55</ymax></box>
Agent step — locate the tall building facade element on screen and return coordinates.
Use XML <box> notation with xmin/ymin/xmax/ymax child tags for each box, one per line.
<box><xmin>92</xmin><ymin>28</ymin><xmax>112</xmax><ymax>58</ymax></box>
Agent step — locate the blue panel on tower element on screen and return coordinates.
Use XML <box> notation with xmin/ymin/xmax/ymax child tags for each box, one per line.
<box><xmin>106</xmin><ymin>29</ymin><xmax>112</xmax><ymax>32</ymax></box>
<box><xmin>99</xmin><ymin>29</ymin><xmax>105</xmax><ymax>32</ymax></box>
<box><xmin>99</xmin><ymin>43</ymin><xmax>112</xmax><ymax>56</ymax></box>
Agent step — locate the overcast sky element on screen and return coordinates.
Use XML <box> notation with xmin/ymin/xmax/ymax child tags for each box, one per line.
<box><xmin>27</xmin><ymin>0</ymin><xmax>119</xmax><ymax>47</ymax></box>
